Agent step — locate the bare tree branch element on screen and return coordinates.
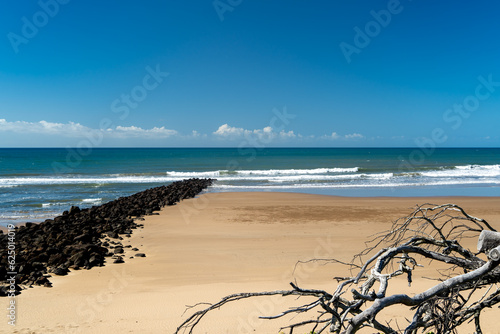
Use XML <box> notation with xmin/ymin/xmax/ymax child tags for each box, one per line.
<box><xmin>175</xmin><ymin>203</ymin><xmax>500</xmax><ymax>334</ymax></box>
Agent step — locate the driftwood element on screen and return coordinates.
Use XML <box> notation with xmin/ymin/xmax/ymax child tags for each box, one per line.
<box><xmin>175</xmin><ymin>203</ymin><xmax>500</xmax><ymax>334</ymax></box>
<box><xmin>477</xmin><ymin>230</ymin><xmax>500</xmax><ymax>253</ymax></box>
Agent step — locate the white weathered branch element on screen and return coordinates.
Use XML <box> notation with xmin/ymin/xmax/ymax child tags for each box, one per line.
<box><xmin>344</xmin><ymin>259</ymin><xmax>500</xmax><ymax>333</ymax></box>
<box><xmin>477</xmin><ymin>230</ymin><xmax>500</xmax><ymax>253</ymax></box>
<box><xmin>488</xmin><ymin>245</ymin><xmax>500</xmax><ymax>261</ymax></box>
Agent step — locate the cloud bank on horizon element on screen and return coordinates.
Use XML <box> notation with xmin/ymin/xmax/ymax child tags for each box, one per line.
<box><xmin>0</xmin><ymin>119</ymin><xmax>365</xmax><ymax>147</ymax></box>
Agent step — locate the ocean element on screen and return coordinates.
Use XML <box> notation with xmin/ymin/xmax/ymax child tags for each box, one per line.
<box><xmin>1</xmin><ymin>147</ymin><xmax>499</xmax><ymax>226</ymax></box>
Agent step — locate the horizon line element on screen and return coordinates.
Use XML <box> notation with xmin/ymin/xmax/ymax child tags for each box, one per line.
<box><xmin>1</xmin><ymin>147</ymin><xmax>500</xmax><ymax>149</ymax></box>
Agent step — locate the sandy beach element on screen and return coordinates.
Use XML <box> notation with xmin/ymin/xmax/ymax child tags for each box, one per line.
<box><xmin>4</xmin><ymin>0</ymin><xmax>500</xmax><ymax>332</ymax></box>
<box><xmin>3</xmin><ymin>192</ymin><xmax>500</xmax><ymax>334</ymax></box>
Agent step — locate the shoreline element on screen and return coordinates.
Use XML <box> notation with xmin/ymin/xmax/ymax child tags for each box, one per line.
<box><xmin>3</xmin><ymin>188</ymin><xmax>498</xmax><ymax>235</ymax></box>
<box><xmin>2</xmin><ymin>191</ymin><xmax>500</xmax><ymax>333</ymax></box>
<box><xmin>3</xmin><ymin>189</ymin><xmax>500</xmax><ymax>229</ymax></box>
<box><xmin>3</xmin><ymin>148</ymin><xmax>500</xmax><ymax>226</ymax></box>
<box><xmin>216</xmin><ymin>189</ymin><xmax>500</xmax><ymax>198</ymax></box>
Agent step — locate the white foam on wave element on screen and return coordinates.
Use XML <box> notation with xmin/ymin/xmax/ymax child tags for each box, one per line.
<box><xmin>456</xmin><ymin>164</ymin><xmax>500</xmax><ymax>170</ymax></box>
<box><xmin>0</xmin><ymin>167</ymin><xmax>361</xmax><ymax>186</ymax></box>
<box><xmin>166</xmin><ymin>172</ymin><xmax>388</xmax><ymax>183</ymax></box>
<box><xmin>266</xmin><ymin>173</ymin><xmax>393</xmax><ymax>183</ymax></box>
<box><xmin>421</xmin><ymin>164</ymin><xmax>500</xmax><ymax>178</ymax></box>
<box><xmin>0</xmin><ymin>176</ymin><xmax>182</xmax><ymax>186</ymax></box>
<box><xmin>42</xmin><ymin>202</ymin><xmax>67</xmax><ymax>207</ymax></box>
<box><xmin>0</xmin><ymin>212</ymin><xmax>56</xmax><ymax>221</ymax></box>
<box><xmin>0</xmin><ymin>214</ymin><xmax>27</xmax><ymax>219</ymax></box>
<box><xmin>82</xmin><ymin>198</ymin><xmax>102</xmax><ymax>204</ymax></box>
<box><xmin>235</xmin><ymin>167</ymin><xmax>359</xmax><ymax>175</ymax></box>
<box><xmin>214</xmin><ymin>178</ymin><xmax>500</xmax><ymax>190</ymax></box>
<box><xmin>166</xmin><ymin>171</ymin><xmax>221</xmax><ymax>177</ymax></box>
<box><xmin>166</xmin><ymin>167</ymin><xmax>359</xmax><ymax>177</ymax></box>
<box><xmin>2</xmin><ymin>164</ymin><xmax>498</xmax><ymax>187</ymax></box>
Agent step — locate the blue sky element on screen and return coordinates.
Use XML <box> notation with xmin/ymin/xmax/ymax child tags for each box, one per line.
<box><xmin>1</xmin><ymin>1</ymin><xmax>500</xmax><ymax>147</ymax></box>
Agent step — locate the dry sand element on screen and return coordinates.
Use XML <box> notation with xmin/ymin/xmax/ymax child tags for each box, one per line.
<box><xmin>2</xmin><ymin>192</ymin><xmax>500</xmax><ymax>333</ymax></box>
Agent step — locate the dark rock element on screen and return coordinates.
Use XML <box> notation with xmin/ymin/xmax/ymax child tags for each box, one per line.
<box><xmin>0</xmin><ymin>284</ymin><xmax>21</xmax><ymax>296</ymax></box>
<box><xmin>48</xmin><ymin>253</ymin><xmax>65</xmax><ymax>266</ymax></box>
<box><xmin>36</xmin><ymin>276</ymin><xmax>50</xmax><ymax>285</ymax></box>
<box><xmin>74</xmin><ymin>233</ymin><xmax>92</xmax><ymax>243</ymax></box>
<box><xmin>107</xmin><ymin>231</ymin><xmax>118</xmax><ymax>239</ymax></box>
<box><xmin>51</xmin><ymin>267</ymin><xmax>68</xmax><ymax>276</ymax></box>
<box><xmin>88</xmin><ymin>253</ymin><xmax>103</xmax><ymax>267</ymax></box>
<box><xmin>113</xmin><ymin>256</ymin><xmax>124</xmax><ymax>264</ymax></box>
<box><xmin>46</xmin><ymin>247</ymin><xmax>59</xmax><ymax>255</ymax></box>
<box><xmin>135</xmin><ymin>253</ymin><xmax>146</xmax><ymax>257</ymax></box>
<box><xmin>69</xmin><ymin>206</ymin><xmax>81</xmax><ymax>215</ymax></box>
<box><xmin>68</xmin><ymin>252</ymin><xmax>86</xmax><ymax>267</ymax></box>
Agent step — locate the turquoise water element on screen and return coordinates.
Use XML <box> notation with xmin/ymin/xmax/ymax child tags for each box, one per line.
<box><xmin>1</xmin><ymin>148</ymin><xmax>499</xmax><ymax>225</ymax></box>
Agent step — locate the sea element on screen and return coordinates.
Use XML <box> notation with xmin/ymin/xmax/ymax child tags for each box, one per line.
<box><xmin>0</xmin><ymin>147</ymin><xmax>499</xmax><ymax>226</ymax></box>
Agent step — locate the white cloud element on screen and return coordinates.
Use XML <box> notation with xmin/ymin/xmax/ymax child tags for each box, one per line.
<box><xmin>214</xmin><ymin>124</ymin><xmax>245</xmax><ymax>137</ymax></box>
<box><xmin>112</xmin><ymin>126</ymin><xmax>177</xmax><ymax>138</ymax></box>
<box><xmin>0</xmin><ymin>119</ymin><xmax>91</xmax><ymax>136</ymax></box>
<box><xmin>279</xmin><ymin>130</ymin><xmax>296</xmax><ymax>139</ymax></box>
<box><xmin>321</xmin><ymin>132</ymin><xmax>340</xmax><ymax>140</ymax></box>
<box><xmin>0</xmin><ymin>119</ymin><xmax>366</xmax><ymax>145</ymax></box>
<box><xmin>344</xmin><ymin>133</ymin><xmax>364</xmax><ymax>139</ymax></box>
<box><xmin>213</xmin><ymin>124</ymin><xmax>272</xmax><ymax>138</ymax></box>
<box><xmin>213</xmin><ymin>124</ymin><xmax>296</xmax><ymax>142</ymax></box>
<box><xmin>212</xmin><ymin>124</ymin><xmax>366</xmax><ymax>144</ymax></box>
<box><xmin>319</xmin><ymin>132</ymin><xmax>364</xmax><ymax>141</ymax></box>
<box><xmin>0</xmin><ymin>119</ymin><xmax>177</xmax><ymax>139</ymax></box>
<box><xmin>213</xmin><ymin>124</ymin><xmax>276</xmax><ymax>137</ymax></box>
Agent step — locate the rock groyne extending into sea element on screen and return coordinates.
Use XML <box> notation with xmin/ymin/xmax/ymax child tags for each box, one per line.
<box><xmin>0</xmin><ymin>178</ymin><xmax>214</xmax><ymax>296</ymax></box>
